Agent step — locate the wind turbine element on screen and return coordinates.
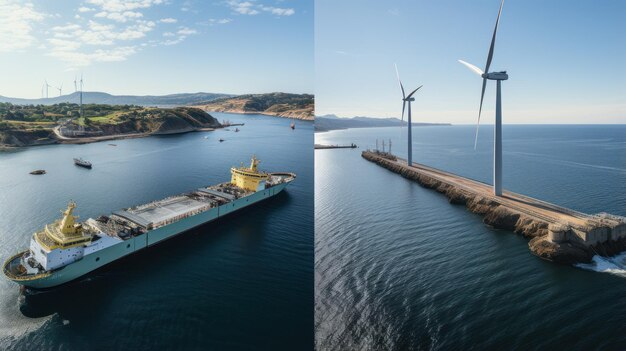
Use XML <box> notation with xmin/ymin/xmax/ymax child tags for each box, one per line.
<box><xmin>74</xmin><ymin>76</ymin><xmax>77</xmax><ymax>93</ymax></box>
<box><xmin>394</xmin><ymin>64</ymin><xmax>422</xmax><ymax>167</ymax></box>
<box><xmin>56</xmin><ymin>83</ymin><xmax>63</xmax><ymax>97</ymax></box>
<box><xmin>79</xmin><ymin>74</ymin><xmax>84</xmax><ymax>119</ymax></box>
<box><xmin>44</xmin><ymin>79</ymin><xmax>52</xmax><ymax>98</ymax></box>
<box><xmin>458</xmin><ymin>0</ymin><xmax>507</xmax><ymax>196</ymax></box>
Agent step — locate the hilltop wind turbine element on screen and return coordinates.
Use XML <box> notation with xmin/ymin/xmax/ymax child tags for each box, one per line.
<box><xmin>74</xmin><ymin>76</ymin><xmax>77</xmax><ymax>92</ymax></box>
<box><xmin>79</xmin><ymin>74</ymin><xmax>84</xmax><ymax>119</ymax></box>
<box><xmin>56</xmin><ymin>83</ymin><xmax>63</xmax><ymax>97</ymax></box>
<box><xmin>458</xmin><ymin>0</ymin><xmax>507</xmax><ymax>196</ymax></box>
<box><xmin>44</xmin><ymin>79</ymin><xmax>52</xmax><ymax>98</ymax></box>
<box><xmin>394</xmin><ymin>64</ymin><xmax>422</xmax><ymax>167</ymax></box>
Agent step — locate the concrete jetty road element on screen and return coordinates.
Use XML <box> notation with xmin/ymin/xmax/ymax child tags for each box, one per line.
<box><xmin>362</xmin><ymin>150</ymin><xmax>626</xmax><ymax>263</ymax></box>
<box><xmin>314</xmin><ymin>144</ymin><xmax>358</xmax><ymax>150</ymax></box>
<box><xmin>395</xmin><ymin>156</ymin><xmax>590</xmax><ymax>229</ymax></box>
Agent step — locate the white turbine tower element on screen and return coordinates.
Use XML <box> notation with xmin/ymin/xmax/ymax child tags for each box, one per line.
<box><xmin>394</xmin><ymin>64</ymin><xmax>422</xmax><ymax>167</ymax></box>
<box><xmin>56</xmin><ymin>83</ymin><xmax>63</xmax><ymax>97</ymax></box>
<box><xmin>79</xmin><ymin>74</ymin><xmax>84</xmax><ymax>119</ymax></box>
<box><xmin>74</xmin><ymin>76</ymin><xmax>77</xmax><ymax>93</ymax></box>
<box><xmin>44</xmin><ymin>79</ymin><xmax>52</xmax><ymax>99</ymax></box>
<box><xmin>458</xmin><ymin>0</ymin><xmax>506</xmax><ymax>196</ymax></box>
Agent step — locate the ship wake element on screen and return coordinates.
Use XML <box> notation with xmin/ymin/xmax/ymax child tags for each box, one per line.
<box><xmin>575</xmin><ymin>252</ymin><xmax>626</xmax><ymax>277</ymax></box>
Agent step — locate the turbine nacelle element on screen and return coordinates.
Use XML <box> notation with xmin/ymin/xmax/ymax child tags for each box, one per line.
<box><xmin>403</xmin><ymin>97</ymin><xmax>415</xmax><ymax>102</ymax></box>
<box><xmin>482</xmin><ymin>71</ymin><xmax>508</xmax><ymax>80</ymax></box>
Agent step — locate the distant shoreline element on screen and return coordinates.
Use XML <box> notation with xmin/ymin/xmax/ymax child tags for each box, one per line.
<box><xmin>315</xmin><ymin>124</ymin><xmax>451</xmax><ymax>133</ymax></box>
<box><xmin>197</xmin><ymin>108</ymin><xmax>314</xmax><ymax>121</ymax></box>
<box><xmin>0</xmin><ymin>127</ymin><xmax>216</xmax><ymax>150</ymax></box>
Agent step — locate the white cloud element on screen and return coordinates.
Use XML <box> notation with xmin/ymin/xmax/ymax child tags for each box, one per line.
<box><xmin>177</xmin><ymin>27</ymin><xmax>197</xmax><ymax>36</ymax></box>
<box><xmin>47</xmin><ymin>46</ymin><xmax>138</xmax><ymax>66</ymax></box>
<box><xmin>0</xmin><ymin>1</ymin><xmax>47</xmax><ymax>52</ymax></box>
<box><xmin>94</xmin><ymin>10</ymin><xmax>143</xmax><ymax>22</ymax></box>
<box><xmin>208</xmin><ymin>18</ymin><xmax>233</xmax><ymax>25</ymax></box>
<box><xmin>2</xmin><ymin>0</ymin><xmax>195</xmax><ymax>67</ymax></box>
<box><xmin>227</xmin><ymin>1</ymin><xmax>295</xmax><ymax>17</ymax></box>
<box><xmin>261</xmin><ymin>6</ymin><xmax>295</xmax><ymax>16</ymax></box>
<box><xmin>52</xmin><ymin>24</ymin><xmax>82</xmax><ymax>32</ymax></box>
<box><xmin>85</xmin><ymin>0</ymin><xmax>163</xmax><ymax>13</ymax></box>
<box><xmin>48</xmin><ymin>18</ymin><xmax>156</xmax><ymax>66</ymax></box>
<box><xmin>228</xmin><ymin>1</ymin><xmax>259</xmax><ymax>15</ymax></box>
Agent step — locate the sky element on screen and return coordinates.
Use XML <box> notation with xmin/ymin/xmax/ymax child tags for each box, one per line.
<box><xmin>0</xmin><ymin>0</ymin><xmax>313</xmax><ymax>98</ymax></box>
<box><xmin>316</xmin><ymin>0</ymin><xmax>626</xmax><ymax>124</ymax></box>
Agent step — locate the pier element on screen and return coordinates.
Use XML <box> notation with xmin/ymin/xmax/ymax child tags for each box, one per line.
<box><xmin>362</xmin><ymin>150</ymin><xmax>626</xmax><ymax>264</ymax></box>
<box><xmin>314</xmin><ymin>143</ymin><xmax>357</xmax><ymax>150</ymax></box>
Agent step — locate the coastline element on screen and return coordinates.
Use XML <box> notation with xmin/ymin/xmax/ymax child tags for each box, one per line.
<box><xmin>195</xmin><ymin>108</ymin><xmax>314</xmax><ymax>121</ymax></box>
<box><xmin>0</xmin><ymin>127</ymin><xmax>216</xmax><ymax>149</ymax></box>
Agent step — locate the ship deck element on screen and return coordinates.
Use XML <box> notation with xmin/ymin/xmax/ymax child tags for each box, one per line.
<box><xmin>109</xmin><ymin>182</ymin><xmax>253</xmax><ymax>230</ymax></box>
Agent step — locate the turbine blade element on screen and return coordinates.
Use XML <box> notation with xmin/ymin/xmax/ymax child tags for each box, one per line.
<box><xmin>485</xmin><ymin>0</ymin><xmax>504</xmax><ymax>74</ymax></box>
<box><xmin>401</xmin><ymin>100</ymin><xmax>406</xmax><ymax>123</ymax></box>
<box><xmin>394</xmin><ymin>63</ymin><xmax>406</xmax><ymax>98</ymax></box>
<box><xmin>458</xmin><ymin>60</ymin><xmax>484</xmax><ymax>76</ymax></box>
<box><xmin>475</xmin><ymin>78</ymin><xmax>487</xmax><ymax>149</ymax></box>
<box><xmin>406</xmin><ymin>85</ymin><xmax>423</xmax><ymax>99</ymax></box>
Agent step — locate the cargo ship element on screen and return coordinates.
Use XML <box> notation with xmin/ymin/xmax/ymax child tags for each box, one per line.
<box><xmin>3</xmin><ymin>156</ymin><xmax>295</xmax><ymax>289</ymax></box>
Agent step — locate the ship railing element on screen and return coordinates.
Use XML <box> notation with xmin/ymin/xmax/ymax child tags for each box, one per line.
<box><xmin>2</xmin><ymin>251</ymin><xmax>52</xmax><ymax>281</ymax></box>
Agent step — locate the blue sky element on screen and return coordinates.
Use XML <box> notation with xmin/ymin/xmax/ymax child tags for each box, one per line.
<box><xmin>0</xmin><ymin>0</ymin><xmax>313</xmax><ymax>98</ymax></box>
<box><xmin>316</xmin><ymin>0</ymin><xmax>626</xmax><ymax>124</ymax></box>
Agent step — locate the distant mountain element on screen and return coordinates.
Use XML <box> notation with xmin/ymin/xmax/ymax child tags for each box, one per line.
<box><xmin>0</xmin><ymin>91</ymin><xmax>233</xmax><ymax>107</ymax></box>
<box><xmin>193</xmin><ymin>92</ymin><xmax>314</xmax><ymax>120</ymax></box>
<box><xmin>315</xmin><ymin>115</ymin><xmax>450</xmax><ymax>132</ymax></box>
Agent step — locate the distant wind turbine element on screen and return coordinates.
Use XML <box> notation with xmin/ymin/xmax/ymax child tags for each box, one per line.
<box><xmin>74</xmin><ymin>76</ymin><xmax>77</xmax><ymax>93</ymax></box>
<box><xmin>79</xmin><ymin>74</ymin><xmax>84</xmax><ymax>119</ymax></box>
<box><xmin>458</xmin><ymin>0</ymin><xmax>507</xmax><ymax>196</ymax></box>
<box><xmin>44</xmin><ymin>79</ymin><xmax>52</xmax><ymax>98</ymax></box>
<box><xmin>394</xmin><ymin>64</ymin><xmax>422</xmax><ymax>167</ymax></box>
<box><xmin>56</xmin><ymin>83</ymin><xmax>63</xmax><ymax>97</ymax></box>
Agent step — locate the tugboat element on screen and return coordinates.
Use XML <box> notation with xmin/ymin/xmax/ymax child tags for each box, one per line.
<box><xmin>73</xmin><ymin>158</ymin><xmax>92</xmax><ymax>169</ymax></box>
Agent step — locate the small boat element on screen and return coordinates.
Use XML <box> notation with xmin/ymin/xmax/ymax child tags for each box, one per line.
<box><xmin>290</xmin><ymin>121</ymin><xmax>295</xmax><ymax>130</ymax></box>
<box><xmin>203</xmin><ymin>136</ymin><xmax>208</xmax><ymax>139</ymax></box>
<box><xmin>29</xmin><ymin>170</ymin><xmax>46</xmax><ymax>175</ymax></box>
<box><xmin>74</xmin><ymin>158</ymin><xmax>92</xmax><ymax>169</ymax></box>
<box><xmin>235</xmin><ymin>128</ymin><xmax>240</xmax><ymax>132</ymax></box>
<box><xmin>219</xmin><ymin>138</ymin><xmax>225</xmax><ymax>142</ymax></box>
<box><xmin>108</xmin><ymin>144</ymin><xmax>117</xmax><ymax>146</ymax></box>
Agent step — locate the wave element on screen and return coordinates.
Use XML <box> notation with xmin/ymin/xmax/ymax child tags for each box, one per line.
<box><xmin>575</xmin><ymin>252</ymin><xmax>626</xmax><ymax>277</ymax></box>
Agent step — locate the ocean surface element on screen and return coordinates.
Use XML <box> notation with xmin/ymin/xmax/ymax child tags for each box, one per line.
<box><xmin>315</xmin><ymin>124</ymin><xmax>626</xmax><ymax>350</ymax></box>
<box><xmin>0</xmin><ymin>113</ymin><xmax>313</xmax><ymax>350</ymax></box>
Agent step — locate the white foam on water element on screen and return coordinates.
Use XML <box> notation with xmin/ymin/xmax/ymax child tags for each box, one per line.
<box><xmin>0</xmin><ymin>287</ymin><xmax>54</xmax><ymax>348</ymax></box>
<box><xmin>575</xmin><ymin>252</ymin><xmax>626</xmax><ymax>277</ymax></box>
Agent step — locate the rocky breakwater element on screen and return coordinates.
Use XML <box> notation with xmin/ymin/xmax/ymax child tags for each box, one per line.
<box><xmin>362</xmin><ymin>150</ymin><xmax>626</xmax><ymax>265</ymax></box>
